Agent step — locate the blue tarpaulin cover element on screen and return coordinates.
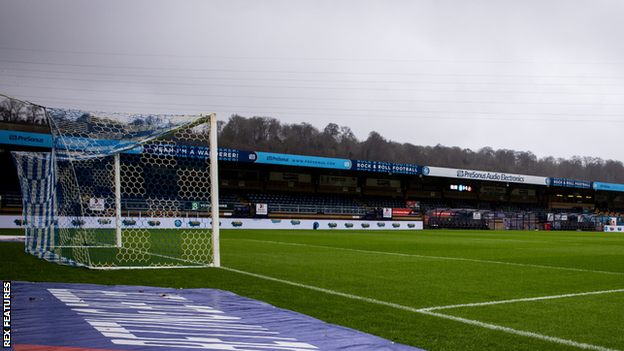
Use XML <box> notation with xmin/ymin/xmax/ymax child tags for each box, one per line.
<box><xmin>8</xmin><ymin>281</ymin><xmax>425</xmax><ymax>351</ymax></box>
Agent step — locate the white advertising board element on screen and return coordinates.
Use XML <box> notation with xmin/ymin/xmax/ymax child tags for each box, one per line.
<box><xmin>424</xmin><ymin>166</ymin><xmax>549</xmax><ymax>186</ymax></box>
<box><xmin>0</xmin><ymin>215</ymin><xmax>423</xmax><ymax>231</ymax></box>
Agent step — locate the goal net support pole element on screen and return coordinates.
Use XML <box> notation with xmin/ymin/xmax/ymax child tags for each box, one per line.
<box><xmin>115</xmin><ymin>153</ymin><xmax>122</xmax><ymax>248</ymax></box>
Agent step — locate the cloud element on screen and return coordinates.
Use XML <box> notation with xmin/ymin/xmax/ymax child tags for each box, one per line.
<box><xmin>2</xmin><ymin>0</ymin><xmax>624</xmax><ymax>162</ymax></box>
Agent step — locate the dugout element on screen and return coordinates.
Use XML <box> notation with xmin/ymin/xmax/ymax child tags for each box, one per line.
<box><xmin>546</xmin><ymin>213</ymin><xmax>600</xmax><ymax>231</ymax></box>
<box><xmin>424</xmin><ymin>209</ymin><xmax>489</xmax><ymax>230</ymax></box>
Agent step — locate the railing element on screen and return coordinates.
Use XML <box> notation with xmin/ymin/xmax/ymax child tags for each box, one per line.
<box><xmin>120</xmin><ymin>199</ymin><xmax>367</xmax><ymax>215</ymax></box>
<box><xmin>267</xmin><ymin>204</ymin><xmax>368</xmax><ymax>215</ymax></box>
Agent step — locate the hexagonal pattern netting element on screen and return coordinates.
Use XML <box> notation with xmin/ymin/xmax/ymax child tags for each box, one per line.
<box><xmin>12</xmin><ymin>102</ymin><xmax>219</xmax><ymax>269</ymax></box>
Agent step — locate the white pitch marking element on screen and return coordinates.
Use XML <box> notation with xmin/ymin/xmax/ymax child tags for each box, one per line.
<box><xmin>221</xmin><ymin>266</ymin><xmax>622</xmax><ymax>351</ymax></box>
<box><xmin>418</xmin><ymin>310</ymin><xmax>619</xmax><ymax>351</ymax></box>
<box><xmin>231</xmin><ymin>238</ymin><xmax>624</xmax><ymax>276</ymax></box>
<box><xmin>420</xmin><ymin>288</ymin><xmax>624</xmax><ymax>311</ymax></box>
<box><xmin>221</xmin><ymin>267</ymin><xmax>422</xmax><ymax>312</ymax></box>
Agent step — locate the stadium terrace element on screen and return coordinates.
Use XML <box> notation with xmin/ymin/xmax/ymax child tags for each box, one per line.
<box><xmin>2</xmin><ymin>95</ymin><xmax>624</xmax><ymax>245</ymax></box>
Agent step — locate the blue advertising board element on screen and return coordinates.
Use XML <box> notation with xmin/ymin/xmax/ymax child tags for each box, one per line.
<box><xmin>352</xmin><ymin>160</ymin><xmax>422</xmax><ymax>175</ymax></box>
<box><xmin>548</xmin><ymin>178</ymin><xmax>592</xmax><ymax>189</ymax></box>
<box><xmin>143</xmin><ymin>143</ymin><xmax>209</xmax><ymax>158</ymax></box>
<box><xmin>0</xmin><ymin>130</ymin><xmax>144</xmax><ymax>154</ymax></box>
<box><xmin>0</xmin><ymin>130</ymin><xmax>52</xmax><ymax>148</ymax></box>
<box><xmin>254</xmin><ymin>151</ymin><xmax>352</xmax><ymax>170</ymax></box>
<box><xmin>593</xmin><ymin>182</ymin><xmax>624</xmax><ymax>192</ymax></box>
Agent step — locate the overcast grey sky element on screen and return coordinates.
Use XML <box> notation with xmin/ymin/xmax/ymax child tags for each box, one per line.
<box><xmin>2</xmin><ymin>0</ymin><xmax>624</xmax><ymax>163</ymax></box>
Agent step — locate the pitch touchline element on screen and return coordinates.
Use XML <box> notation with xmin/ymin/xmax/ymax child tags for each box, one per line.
<box><xmin>232</xmin><ymin>238</ymin><xmax>624</xmax><ymax>276</ymax></box>
<box><xmin>221</xmin><ymin>266</ymin><xmax>620</xmax><ymax>351</ymax></box>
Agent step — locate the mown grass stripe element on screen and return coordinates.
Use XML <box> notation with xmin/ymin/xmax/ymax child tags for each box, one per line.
<box><xmin>231</xmin><ymin>238</ymin><xmax>624</xmax><ymax>276</ymax></box>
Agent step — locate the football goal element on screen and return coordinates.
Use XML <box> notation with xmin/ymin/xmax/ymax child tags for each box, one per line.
<box><xmin>10</xmin><ymin>96</ymin><xmax>219</xmax><ymax>269</ymax></box>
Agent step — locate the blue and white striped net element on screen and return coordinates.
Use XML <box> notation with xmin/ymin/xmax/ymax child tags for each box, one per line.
<box><xmin>12</xmin><ymin>151</ymin><xmax>83</xmax><ymax>266</ymax></box>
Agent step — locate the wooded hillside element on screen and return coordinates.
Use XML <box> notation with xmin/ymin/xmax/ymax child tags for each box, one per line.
<box><xmin>218</xmin><ymin>115</ymin><xmax>624</xmax><ymax>184</ymax></box>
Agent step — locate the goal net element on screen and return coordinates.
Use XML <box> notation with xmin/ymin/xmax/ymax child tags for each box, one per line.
<box><xmin>12</xmin><ymin>101</ymin><xmax>219</xmax><ymax>269</ymax></box>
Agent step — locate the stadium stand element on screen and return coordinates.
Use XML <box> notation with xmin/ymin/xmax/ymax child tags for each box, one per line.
<box><xmin>1</xmin><ymin>189</ymin><xmax>23</xmax><ymax>210</ymax></box>
<box><xmin>0</xmin><ymin>117</ymin><xmax>615</xmax><ymax>231</ymax></box>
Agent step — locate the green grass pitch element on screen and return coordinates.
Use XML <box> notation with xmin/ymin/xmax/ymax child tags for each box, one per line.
<box><xmin>2</xmin><ymin>228</ymin><xmax>623</xmax><ymax>350</ymax></box>
<box><xmin>21</xmin><ymin>227</ymin><xmax>214</xmax><ymax>267</ymax></box>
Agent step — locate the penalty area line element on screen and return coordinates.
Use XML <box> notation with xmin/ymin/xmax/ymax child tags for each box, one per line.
<box><xmin>417</xmin><ymin>310</ymin><xmax>619</xmax><ymax>351</ymax></box>
<box><xmin>220</xmin><ymin>266</ymin><xmax>420</xmax><ymax>312</ymax></box>
<box><xmin>221</xmin><ymin>266</ymin><xmax>620</xmax><ymax>351</ymax></box>
<box><xmin>421</xmin><ymin>288</ymin><xmax>624</xmax><ymax>312</ymax></box>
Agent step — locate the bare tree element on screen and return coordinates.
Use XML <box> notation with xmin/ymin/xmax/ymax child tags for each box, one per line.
<box><xmin>215</xmin><ymin>114</ymin><xmax>624</xmax><ymax>183</ymax></box>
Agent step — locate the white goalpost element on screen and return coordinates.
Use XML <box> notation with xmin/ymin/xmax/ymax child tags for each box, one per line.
<box><xmin>10</xmin><ymin>95</ymin><xmax>220</xmax><ymax>269</ymax></box>
<box><xmin>209</xmin><ymin>114</ymin><xmax>220</xmax><ymax>268</ymax></box>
